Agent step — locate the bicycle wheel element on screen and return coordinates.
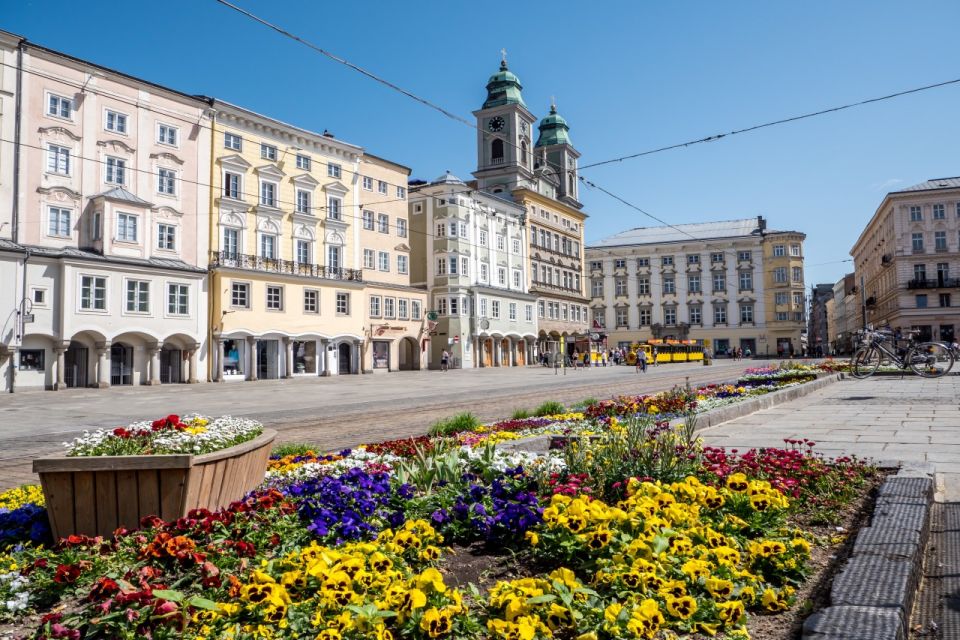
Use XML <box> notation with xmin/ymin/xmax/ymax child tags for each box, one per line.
<box><xmin>908</xmin><ymin>342</ymin><xmax>955</xmax><ymax>378</ymax></box>
<box><xmin>850</xmin><ymin>347</ymin><xmax>881</xmax><ymax>379</ymax></box>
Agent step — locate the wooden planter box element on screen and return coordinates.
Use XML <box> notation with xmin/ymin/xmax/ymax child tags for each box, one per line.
<box><xmin>32</xmin><ymin>429</ymin><xmax>276</xmax><ymax>540</ymax></box>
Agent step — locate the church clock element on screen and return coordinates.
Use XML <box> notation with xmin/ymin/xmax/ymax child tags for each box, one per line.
<box><xmin>487</xmin><ymin>116</ymin><xmax>505</xmax><ymax>132</ymax></box>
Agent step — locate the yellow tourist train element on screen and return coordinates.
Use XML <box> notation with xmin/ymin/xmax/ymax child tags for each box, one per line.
<box><xmin>625</xmin><ymin>339</ymin><xmax>705</xmax><ymax>364</ymax></box>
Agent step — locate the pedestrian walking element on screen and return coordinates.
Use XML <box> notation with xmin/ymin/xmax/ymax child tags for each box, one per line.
<box><xmin>441</xmin><ymin>349</ymin><xmax>450</xmax><ymax>372</ymax></box>
<box><xmin>637</xmin><ymin>349</ymin><xmax>647</xmax><ymax>373</ymax></box>
<box><xmin>651</xmin><ymin>347</ymin><xmax>659</xmax><ymax>367</ymax></box>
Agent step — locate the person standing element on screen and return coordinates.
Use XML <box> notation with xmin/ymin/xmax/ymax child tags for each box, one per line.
<box><xmin>637</xmin><ymin>349</ymin><xmax>647</xmax><ymax>373</ymax></box>
<box><xmin>441</xmin><ymin>349</ymin><xmax>450</xmax><ymax>372</ymax></box>
<box><xmin>652</xmin><ymin>347</ymin><xmax>659</xmax><ymax>367</ymax></box>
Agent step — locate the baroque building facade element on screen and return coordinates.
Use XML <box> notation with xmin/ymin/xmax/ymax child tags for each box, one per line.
<box><xmin>586</xmin><ymin>217</ymin><xmax>806</xmax><ymax>356</ymax></box>
<box><xmin>0</xmin><ymin>32</ymin><xmax>212</xmax><ymax>391</ymax></box>
<box><xmin>851</xmin><ymin>177</ymin><xmax>960</xmax><ymax>343</ymax></box>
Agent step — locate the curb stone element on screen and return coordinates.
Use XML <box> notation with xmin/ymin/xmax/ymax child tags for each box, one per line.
<box><xmin>802</xmin><ymin>471</ymin><xmax>934</xmax><ymax>640</ymax></box>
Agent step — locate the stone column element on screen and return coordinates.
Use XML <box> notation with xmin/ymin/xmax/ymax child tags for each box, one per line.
<box><xmin>95</xmin><ymin>341</ymin><xmax>111</xmax><ymax>389</ymax></box>
<box><xmin>321</xmin><ymin>339</ymin><xmax>332</xmax><ymax>376</ymax></box>
<box><xmin>247</xmin><ymin>337</ymin><xmax>258</xmax><ymax>381</ymax></box>
<box><xmin>215</xmin><ymin>338</ymin><xmax>225</xmax><ymax>382</ymax></box>
<box><xmin>353</xmin><ymin>340</ymin><xmax>362</xmax><ymax>374</ymax></box>
<box><xmin>493</xmin><ymin>339</ymin><xmax>501</xmax><ymax>367</ymax></box>
<box><xmin>188</xmin><ymin>347</ymin><xmax>199</xmax><ymax>384</ymax></box>
<box><xmin>284</xmin><ymin>337</ymin><xmax>294</xmax><ymax>378</ymax></box>
<box><xmin>510</xmin><ymin>339</ymin><xmax>518</xmax><ymax>366</ymax></box>
<box><xmin>147</xmin><ymin>344</ymin><xmax>162</xmax><ymax>385</ymax></box>
<box><xmin>54</xmin><ymin>344</ymin><xmax>67</xmax><ymax>390</ymax></box>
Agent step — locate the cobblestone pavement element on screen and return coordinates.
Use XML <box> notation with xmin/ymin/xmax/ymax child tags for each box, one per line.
<box><xmin>699</xmin><ymin>375</ymin><xmax>960</xmax><ymax>497</ymax></box>
<box><xmin>0</xmin><ymin>359</ymin><xmax>760</xmax><ymax>490</ymax></box>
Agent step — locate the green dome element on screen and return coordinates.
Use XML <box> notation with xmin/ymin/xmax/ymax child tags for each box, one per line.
<box><xmin>535</xmin><ymin>104</ymin><xmax>572</xmax><ymax>147</ymax></box>
<box><xmin>483</xmin><ymin>60</ymin><xmax>526</xmax><ymax>109</ymax></box>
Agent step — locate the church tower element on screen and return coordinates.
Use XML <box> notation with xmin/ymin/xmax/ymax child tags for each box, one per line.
<box><xmin>472</xmin><ymin>54</ymin><xmax>537</xmax><ymax>195</ymax></box>
<box><xmin>534</xmin><ymin>101</ymin><xmax>581</xmax><ymax>210</ymax></box>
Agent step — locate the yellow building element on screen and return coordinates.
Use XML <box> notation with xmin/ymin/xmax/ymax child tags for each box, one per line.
<box><xmin>761</xmin><ymin>230</ymin><xmax>807</xmax><ymax>355</ymax></box>
<box><xmin>207</xmin><ymin>101</ymin><xmax>425</xmax><ymax>380</ymax></box>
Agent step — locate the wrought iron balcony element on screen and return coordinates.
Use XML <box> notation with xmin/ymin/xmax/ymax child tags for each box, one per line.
<box><xmin>907</xmin><ymin>278</ymin><xmax>960</xmax><ymax>289</ymax></box>
<box><xmin>210</xmin><ymin>252</ymin><xmax>362</xmax><ymax>282</ymax></box>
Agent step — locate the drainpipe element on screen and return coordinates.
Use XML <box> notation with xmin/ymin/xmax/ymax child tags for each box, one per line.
<box><xmin>10</xmin><ymin>248</ymin><xmax>30</xmax><ymax>393</ymax></box>
<box><xmin>11</xmin><ymin>40</ymin><xmax>24</xmax><ymax>242</ymax></box>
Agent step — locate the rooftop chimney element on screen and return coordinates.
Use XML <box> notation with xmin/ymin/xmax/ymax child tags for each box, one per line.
<box><xmin>757</xmin><ymin>215</ymin><xmax>767</xmax><ymax>234</ymax></box>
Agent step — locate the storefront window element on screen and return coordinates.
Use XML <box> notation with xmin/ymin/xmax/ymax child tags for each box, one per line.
<box><xmin>19</xmin><ymin>350</ymin><xmax>45</xmax><ymax>371</ymax></box>
<box><xmin>373</xmin><ymin>341</ymin><xmax>390</xmax><ymax>369</ymax></box>
<box><xmin>222</xmin><ymin>339</ymin><xmax>245</xmax><ymax>375</ymax></box>
<box><xmin>293</xmin><ymin>341</ymin><xmax>317</xmax><ymax>374</ymax></box>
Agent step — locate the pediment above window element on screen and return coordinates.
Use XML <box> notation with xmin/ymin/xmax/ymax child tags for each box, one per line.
<box><xmin>96</xmin><ymin>139</ymin><xmax>136</xmax><ymax>154</ymax></box>
<box><xmin>219</xmin><ymin>154</ymin><xmax>251</xmax><ymax>171</ymax></box>
<box><xmin>394</xmin><ymin>243</ymin><xmax>411</xmax><ymax>252</ymax></box>
<box><xmin>150</xmin><ymin>151</ymin><xmax>184</xmax><ymax>165</ymax></box>
<box><xmin>257</xmin><ymin>217</ymin><xmax>281</xmax><ymax>234</ymax></box>
<box><xmin>154</xmin><ymin>206</ymin><xmax>183</xmax><ymax>218</ymax></box>
<box><xmin>219</xmin><ymin>211</ymin><xmax>246</xmax><ymax>229</ymax></box>
<box><xmin>323</xmin><ymin>180</ymin><xmax>349</xmax><ymax>196</ymax></box>
<box><xmin>38</xmin><ymin>126</ymin><xmax>81</xmax><ymax>141</ymax></box>
<box><xmin>37</xmin><ymin>185</ymin><xmax>82</xmax><ymax>201</ymax></box>
<box><xmin>256</xmin><ymin>206</ymin><xmax>284</xmax><ymax>222</ymax></box>
<box><xmin>294</xmin><ymin>224</ymin><xmax>315</xmax><ymax>240</ymax></box>
<box><xmin>326</xmin><ymin>230</ymin><xmax>345</xmax><ymax>245</ymax></box>
<box><xmin>292</xmin><ymin>173</ymin><xmax>320</xmax><ymax>189</ymax></box>
<box><xmin>256</xmin><ymin>164</ymin><xmax>286</xmax><ymax>180</ymax></box>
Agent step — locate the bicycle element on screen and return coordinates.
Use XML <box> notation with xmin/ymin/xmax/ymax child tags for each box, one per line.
<box><xmin>849</xmin><ymin>329</ymin><xmax>955</xmax><ymax>379</ymax></box>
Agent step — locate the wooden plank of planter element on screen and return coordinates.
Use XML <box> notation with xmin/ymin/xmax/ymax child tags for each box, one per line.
<box><xmin>40</xmin><ymin>472</ymin><xmax>74</xmax><ymax>541</ymax></box>
<box><xmin>194</xmin><ymin>460</ymin><xmax>215</xmax><ymax>511</ymax></box>
<box><xmin>159</xmin><ymin>469</ymin><xmax>186</xmax><ymax>522</ymax></box>
<box><xmin>116</xmin><ymin>470</ymin><xmax>140</xmax><ymax>530</ymax></box>
<box><xmin>95</xmin><ymin>471</ymin><xmax>118</xmax><ymax>537</ymax></box>
<box><xmin>33</xmin><ymin>455</ymin><xmax>192</xmax><ymax>473</ymax></box>
<box><xmin>208</xmin><ymin>460</ymin><xmax>227</xmax><ymax>510</ymax></box>
<box><xmin>138</xmin><ymin>469</ymin><xmax>161</xmax><ymax>519</ymax></box>
<box><xmin>73</xmin><ymin>471</ymin><xmax>97</xmax><ymax>536</ymax></box>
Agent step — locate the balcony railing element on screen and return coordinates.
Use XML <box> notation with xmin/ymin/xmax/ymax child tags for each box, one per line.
<box><xmin>907</xmin><ymin>278</ymin><xmax>960</xmax><ymax>289</ymax></box>
<box><xmin>533</xmin><ymin>281</ymin><xmax>584</xmax><ymax>295</ymax></box>
<box><xmin>210</xmin><ymin>252</ymin><xmax>362</xmax><ymax>282</ymax></box>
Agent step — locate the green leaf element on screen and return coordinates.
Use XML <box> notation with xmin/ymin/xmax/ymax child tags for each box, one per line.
<box><xmin>187</xmin><ymin>596</ymin><xmax>217</xmax><ymax>610</ymax></box>
<box><xmin>651</xmin><ymin>535</ymin><xmax>670</xmax><ymax>555</ymax></box>
<box><xmin>151</xmin><ymin>589</ymin><xmax>183</xmax><ymax>602</ymax></box>
<box><xmin>525</xmin><ymin>594</ymin><xmax>557</xmax><ymax>605</ymax></box>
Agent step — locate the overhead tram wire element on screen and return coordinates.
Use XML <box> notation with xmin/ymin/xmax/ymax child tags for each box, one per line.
<box><xmin>577</xmin><ymin>76</ymin><xmax>960</xmax><ymax>171</ymax></box>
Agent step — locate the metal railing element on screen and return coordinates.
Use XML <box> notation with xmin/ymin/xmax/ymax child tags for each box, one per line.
<box><xmin>907</xmin><ymin>278</ymin><xmax>960</xmax><ymax>290</ymax></box>
<box><xmin>210</xmin><ymin>252</ymin><xmax>363</xmax><ymax>282</ymax></box>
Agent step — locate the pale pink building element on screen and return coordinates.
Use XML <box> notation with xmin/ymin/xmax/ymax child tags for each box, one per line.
<box><xmin>0</xmin><ymin>33</ymin><xmax>212</xmax><ymax>391</ymax></box>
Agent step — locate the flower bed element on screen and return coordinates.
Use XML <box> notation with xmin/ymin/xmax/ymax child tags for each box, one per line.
<box><xmin>4</xmin><ymin>369</ymin><xmax>876</xmax><ymax>639</ymax></box>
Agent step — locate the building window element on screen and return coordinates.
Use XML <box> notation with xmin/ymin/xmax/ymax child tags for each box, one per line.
<box><xmin>737</xmin><ymin>251</ymin><xmax>752</xmax><ymax>262</ymax></box>
<box><xmin>688</xmin><ymin>275</ymin><xmax>700</xmax><ymax>293</ymax></box>
<box><xmin>259</xmin><ymin>144</ymin><xmax>276</xmax><ymax>161</ymax></box>
<box><xmin>512</xmin><ymin>238</ymin><xmax>521</xmax><ymax>254</ymax></box>
<box><xmin>80</xmin><ymin>276</ymin><xmax>107</xmax><ymax>311</ymax></box>
<box><xmin>105</xmin><ymin>110</ymin><xmax>127</xmax><ymax>134</ymax></box>
<box><xmin>296</xmin><ymin>239</ymin><xmax>310</xmax><ymax>264</ymax></box>
<box><xmin>106</xmin><ymin>157</ymin><xmax>126</xmax><ymax>185</ymax></box>
<box><xmin>398</xmin><ymin>298</ymin><xmax>409</xmax><ymax>319</ymax></box>
<box><xmin>411</xmin><ymin>300</ymin><xmax>421</xmax><ymax>320</ymax></box>
<box><xmin>449</xmin><ymin>257</ymin><xmax>458</xmax><ymax>275</ymax></box>
<box><xmin>740</xmin><ymin>304</ymin><xmax>754</xmax><ymax>324</ymax></box>
<box><xmin>480</xmin><ymin>263</ymin><xmax>488</xmax><ymax>282</ymax></box>
<box><xmin>362</xmin><ymin>176</ymin><xmax>372</xmax><ymax>190</ymax></box>
<box><xmin>304</xmin><ymin>289</ymin><xmax>319</xmax><ymax>313</ymax></box>
<box><xmin>508</xmin><ymin>302</ymin><xmax>517</xmax><ymax>321</ymax></box>
<box><xmin>914</xmin><ymin>264</ymin><xmax>927</xmax><ymax>281</ymax></box>
<box><xmin>231</xmin><ymin>282</ymin><xmax>249</xmax><ymax>308</ymax></box>
<box><xmin>47</xmin><ymin>144</ymin><xmax>71</xmax><ymax>175</ymax></box>
<box><xmin>397</xmin><ymin>254</ymin><xmax>408</xmax><ymax>274</ymax></box>
<box><xmin>512</xmin><ymin>270</ymin><xmax>521</xmax><ymax>288</ymax></box>
<box><xmin>793</xmin><ymin>291</ymin><xmax>803</xmax><ymax>307</ymax></box>
<box><xmin>223</xmin><ymin>172</ymin><xmax>241</xmax><ymax>199</ymax></box>
<box><xmin>396</xmin><ymin>218</ymin><xmax>407</xmax><ymax>237</ymax></box>
<box><xmin>47</xmin><ymin>93</ymin><xmax>72</xmax><ymax>119</ymax></box>
<box><xmin>296</xmin><ymin>190</ymin><xmax>311</xmax><ymax>213</ymax></box>
<box><xmin>158</xmin><ymin>124</ymin><xmax>178</xmax><ymax>146</ymax></box>
<box><xmin>32</xmin><ymin>289</ymin><xmax>46</xmax><ymax>305</ymax></box>
<box><xmin>916</xmin><ymin>294</ymin><xmax>928</xmax><ymax>309</ymax></box>
<box><xmin>18</xmin><ymin>349</ymin><xmax>44</xmax><ymax>371</ymax></box>
<box><xmin>661</xmin><ymin>255</ymin><xmax>674</xmax><ymax>266</ymax></box>
<box><xmin>266</xmin><ymin>285</ymin><xmax>283</xmax><ymax>311</ymax></box>
<box><xmin>168</xmin><ymin>283</ymin><xmax>189</xmax><ymax>315</ymax></box>
<box><xmin>478</xmin><ymin>297</ymin><xmax>487</xmax><ymax>318</ymax></box>
<box><xmin>157</xmin><ymin>223</ymin><xmax>176</xmax><ymax>250</ymax></box>
<box><xmin>479</xmin><ymin>230</ymin><xmax>487</xmax><ymax>246</ymax></box>
<box><xmin>437</xmin><ymin>297</ymin><xmax>448</xmax><ymax>315</ymax></box>
<box><xmin>223</xmin><ymin>228</ymin><xmax>239</xmax><ymax>257</ymax></box>
<box><xmin>712</xmin><ymin>274</ymin><xmax>725</xmax><ymax>292</ymax></box>
<box><xmin>714</xmin><ymin>304</ymin><xmax>727</xmax><ymax>324</ymax></box>
<box><xmin>615</xmin><ymin>308</ymin><xmax>628</xmax><ymax>328</ymax></box>
<box><xmin>296</xmin><ymin>154</ymin><xmax>311</xmax><ymax>170</ymax></box>
<box><xmin>260</xmin><ymin>181</ymin><xmax>277</xmax><ymax>207</ymax></box>
<box><xmin>775</xmin><ymin>292</ymin><xmax>788</xmax><ymax>305</ymax></box>
<box><xmin>773</xmin><ymin>245</ymin><xmax>785</xmax><ymax>257</ymax></box>
<box><xmin>224</xmin><ymin>132</ymin><xmax>242</xmax><ymax>150</ymax></box>
<box><xmin>638</xmin><ymin>308</ymin><xmax>651</xmax><ymax>326</ymax></box>
<box><xmin>628</xmin><ymin>276</ymin><xmax>645</xmax><ymax>295</ymax></box>
<box><xmin>912</xmin><ymin>233</ymin><xmax>925</xmax><ymax>252</ymax></box>
<box><xmin>935</xmin><ymin>231</ymin><xmax>947</xmax><ymax>252</ymax></box>
<box><xmin>260</xmin><ymin>234</ymin><xmax>276</xmax><ymax>259</ymax></box>
<box><xmin>369</xmin><ymin>295</ymin><xmax>382</xmax><ymax>317</ymax></box>
<box><xmin>664</xmin><ymin>307</ymin><xmax>677</xmax><ymax>325</ymax></box>
<box><xmin>377</xmin><ymin>213</ymin><xmax>389</xmax><ymax>234</ymax></box>
<box><xmin>384</xmin><ymin>297</ymin><xmax>396</xmax><ymax>318</ymax></box>
<box><xmin>938</xmin><ymin>262</ymin><xmax>949</xmax><ymax>282</ymax></box>
<box><xmin>910</xmin><ymin>205</ymin><xmax>922</xmax><ymax>222</ymax></box>
<box><xmin>328</xmin><ymin>163</ymin><xmax>341</xmax><ymax>178</ymax></box>
<box><xmin>792</xmin><ymin>266</ymin><xmax>803</xmax><ymax>282</ymax></box>
<box><xmin>494</xmin><ymin>234</ymin><xmax>504</xmax><ymax>251</ymax></box>
<box><xmin>498</xmin><ymin>267</ymin><xmax>506</xmax><ymax>286</ymax></box>
<box><xmin>615</xmin><ymin>278</ymin><xmax>627</xmax><ymax>296</ymax></box>
<box><xmin>738</xmin><ymin>271</ymin><xmax>753</xmax><ymax>291</ymax></box>
<box><xmin>957</xmin><ymin>203</ymin><xmax>960</xmax><ymax>218</ymax></box>
<box><xmin>934</xmin><ymin>204</ymin><xmax>945</xmax><ymax>220</ymax></box>
<box><xmin>591</xmin><ymin>279</ymin><xmax>603</xmax><ymax>297</ymax></box>
<box><xmin>48</xmin><ymin>207</ymin><xmax>71</xmax><ymax>237</ymax></box>
<box><xmin>776</xmin><ymin>311</ymin><xmax>788</xmax><ymax>321</ymax></box>
<box><xmin>378</xmin><ymin>180</ymin><xmax>387</xmax><ymax>194</ymax></box>
<box><xmin>396</xmin><ymin>186</ymin><xmax>406</xmax><ymax>199</ymax></box>
<box><xmin>328</xmin><ymin>197</ymin><xmax>342</xmax><ymax>220</ymax></box>
<box><xmin>636</xmin><ymin>257</ymin><xmax>650</xmax><ymax>268</ymax></box>
<box><xmin>687</xmin><ymin>254</ymin><xmax>700</xmax><ymax>265</ymax></box>
<box><xmin>710</xmin><ymin>252</ymin><xmax>724</xmax><ymax>263</ymax></box>
<box><xmin>157</xmin><ymin>168</ymin><xmax>176</xmax><ymax>195</ymax></box>
<box><xmin>336</xmin><ymin>293</ymin><xmax>350</xmax><ymax>315</ymax></box>
<box><xmin>614</xmin><ymin>258</ymin><xmax>626</xmax><ymax>269</ymax></box>
<box><xmin>663</xmin><ymin>277</ymin><xmax>676</xmax><ymax>294</ymax></box>
<box><xmin>491</xmin><ymin>300</ymin><xmax>500</xmax><ymax>319</ymax></box>
<box><xmin>362</xmin><ymin>210</ymin><xmax>375</xmax><ymax>230</ymax></box>
<box><xmin>363</xmin><ymin>248</ymin><xmax>375</xmax><ymax>269</ymax></box>
<box><xmin>689</xmin><ymin>306</ymin><xmax>702</xmax><ymax>325</ymax></box>
<box><xmin>436</xmin><ymin>257</ymin><xmax>448</xmax><ymax>276</ymax></box>
<box><xmin>450</xmin><ymin>297</ymin><xmax>460</xmax><ymax>315</ymax></box>
<box><xmin>378</xmin><ymin>251</ymin><xmax>390</xmax><ymax>272</ymax></box>
<box><xmin>939</xmin><ymin>293</ymin><xmax>951</xmax><ymax>308</ymax></box>
<box><xmin>790</xmin><ymin>244</ymin><xmax>801</xmax><ymax>256</ymax></box>
<box><xmin>126</xmin><ymin>280</ymin><xmax>150</xmax><ymax>313</ymax></box>
<box><xmin>117</xmin><ymin>213</ymin><xmax>138</xmax><ymax>242</ymax></box>
<box><xmin>774</xmin><ymin>267</ymin><xmax>787</xmax><ymax>283</ymax></box>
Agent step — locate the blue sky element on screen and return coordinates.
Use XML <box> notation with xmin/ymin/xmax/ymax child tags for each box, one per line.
<box><xmin>6</xmin><ymin>0</ymin><xmax>960</xmax><ymax>287</ymax></box>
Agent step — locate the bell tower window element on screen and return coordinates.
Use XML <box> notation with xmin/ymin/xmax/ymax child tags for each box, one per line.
<box><xmin>521</xmin><ymin>141</ymin><xmax>528</xmax><ymax>165</ymax></box>
<box><xmin>491</xmin><ymin>139</ymin><xmax>504</xmax><ymax>164</ymax></box>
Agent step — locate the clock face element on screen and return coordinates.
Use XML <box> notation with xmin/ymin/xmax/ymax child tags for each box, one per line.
<box><xmin>488</xmin><ymin>116</ymin><xmax>505</xmax><ymax>132</ymax></box>
<box><xmin>520</xmin><ymin>121</ymin><xmax>528</xmax><ymax>134</ymax></box>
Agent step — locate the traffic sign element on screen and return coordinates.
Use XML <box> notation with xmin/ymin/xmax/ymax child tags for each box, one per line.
<box><xmin>453</xmin><ymin>335</ymin><xmax>460</xmax><ymax>344</ymax></box>
<box><xmin>426</xmin><ymin>311</ymin><xmax>439</xmax><ymax>321</ymax></box>
<box><xmin>23</xmin><ymin>314</ymin><xmax>35</xmax><ymax>323</ymax></box>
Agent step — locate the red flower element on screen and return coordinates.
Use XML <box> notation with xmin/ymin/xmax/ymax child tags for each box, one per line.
<box><xmin>54</xmin><ymin>564</ymin><xmax>81</xmax><ymax>584</ymax></box>
<box><xmin>88</xmin><ymin>577</ymin><xmax>120</xmax><ymax>601</ymax></box>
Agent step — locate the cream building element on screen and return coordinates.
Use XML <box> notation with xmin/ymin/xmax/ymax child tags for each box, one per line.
<box><xmin>208</xmin><ymin>101</ymin><xmax>425</xmax><ymax>381</ymax></box>
<box><xmin>587</xmin><ymin>217</ymin><xmax>806</xmax><ymax>356</ymax></box>
<box><xmin>470</xmin><ymin>59</ymin><xmax>590</xmax><ymax>360</ymax></box>
<box><xmin>0</xmin><ymin>33</ymin><xmax>212</xmax><ymax>391</ymax></box>
<box><xmin>851</xmin><ymin>177</ymin><xmax>960</xmax><ymax>344</ymax></box>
